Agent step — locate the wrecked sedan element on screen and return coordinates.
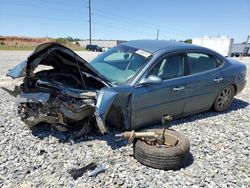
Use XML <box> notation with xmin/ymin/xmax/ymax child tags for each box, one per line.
<box><xmin>7</xmin><ymin>40</ymin><xmax>246</xmax><ymax>133</ymax></box>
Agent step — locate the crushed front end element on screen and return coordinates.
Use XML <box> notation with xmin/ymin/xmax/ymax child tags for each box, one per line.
<box><xmin>7</xmin><ymin>42</ymin><xmax>113</xmax><ymax>135</ymax></box>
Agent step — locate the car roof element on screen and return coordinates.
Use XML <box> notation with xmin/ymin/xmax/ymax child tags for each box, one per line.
<box><xmin>123</xmin><ymin>39</ymin><xmax>207</xmax><ymax>54</ymax></box>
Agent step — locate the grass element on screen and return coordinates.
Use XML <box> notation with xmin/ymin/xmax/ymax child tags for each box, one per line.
<box><xmin>69</xmin><ymin>46</ymin><xmax>86</xmax><ymax>51</ymax></box>
<box><xmin>0</xmin><ymin>45</ymin><xmax>35</xmax><ymax>51</ymax></box>
<box><xmin>0</xmin><ymin>45</ymin><xmax>85</xmax><ymax>51</ymax></box>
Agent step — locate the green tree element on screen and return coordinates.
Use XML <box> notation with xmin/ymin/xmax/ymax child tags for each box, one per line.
<box><xmin>66</xmin><ymin>36</ymin><xmax>74</xmax><ymax>42</ymax></box>
<box><xmin>184</xmin><ymin>39</ymin><xmax>192</xmax><ymax>44</ymax></box>
<box><xmin>55</xmin><ymin>38</ymin><xmax>67</xmax><ymax>44</ymax></box>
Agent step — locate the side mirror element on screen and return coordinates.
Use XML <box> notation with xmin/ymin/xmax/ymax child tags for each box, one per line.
<box><xmin>139</xmin><ymin>75</ymin><xmax>162</xmax><ymax>85</ymax></box>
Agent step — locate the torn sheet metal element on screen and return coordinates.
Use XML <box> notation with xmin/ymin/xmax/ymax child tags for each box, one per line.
<box><xmin>5</xmin><ymin>42</ymin><xmax>134</xmax><ymax>136</ymax></box>
<box><xmin>69</xmin><ymin>162</ymin><xmax>97</xmax><ymax>180</ymax></box>
<box><xmin>16</xmin><ymin>92</ymin><xmax>50</xmax><ymax>103</ymax></box>
<box><xmin>61</xmin><ymin>88</ymin><xmax>96</xmax><ymax>99</ymax></box>
<box><xmin>94</xmin><ymin>88</ymin><xmax>118</xmax><ymax>134</ymax></box>
<box><xmin>96</xmin><ymin>88</ymin><xmax>118</xmax><ymax>120</ymax></box>
<box><xmin>60</xmin><ymin>104</ymin><xmax>95</xmax><ymax>121</ymax></box>
<box><xmin>1</xmin><ymin>86</ymin><xmax>21</xmax><ymax>97</ymax></box>
<box><xmin>87</xmin><ymin>165</ymin><xmax>107</xmax><ymax>177</ymax></box>
<box><xmin>7</xmin><ymin>60</ymin><xmax>27</xmax><ymax>79</ymax></box>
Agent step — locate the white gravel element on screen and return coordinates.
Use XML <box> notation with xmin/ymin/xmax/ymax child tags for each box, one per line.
<box><xmin>0</xmin><ymin>51</ymin><xmax>249</xmax><ymax>187</ymax></box>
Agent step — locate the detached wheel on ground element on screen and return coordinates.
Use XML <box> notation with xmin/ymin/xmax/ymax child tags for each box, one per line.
<box><xmin>133</xmin><ymin>129</ymin><xmax>190</xmax><ymax>170</ymax></box>
<box><xmin>213</xmin><ymin>85</ymin><xmax>235</xmax><ymax>112</ymax></box>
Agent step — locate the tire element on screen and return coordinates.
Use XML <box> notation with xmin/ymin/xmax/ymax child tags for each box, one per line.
<box><xmin>213</xmin><ymin>85</ymin><xmax>235</xmax><ymax>112</ymax></box>
<box><xmin>133</xmin><ymin>129</ymin><xmax>190</xmax><ymax>170</ymax></box>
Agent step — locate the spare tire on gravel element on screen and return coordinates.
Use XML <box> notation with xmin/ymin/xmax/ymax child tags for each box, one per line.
<box><xmin>133</xmin><ymin>129</ymin><xmax>190</xmax><ymax>170</ymax></box>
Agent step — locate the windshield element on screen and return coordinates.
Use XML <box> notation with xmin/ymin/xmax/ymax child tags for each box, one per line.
<box><xmin>90</xmin><ymin>45</ymin><xmax>152</xmax><ymax>85</ymax></box>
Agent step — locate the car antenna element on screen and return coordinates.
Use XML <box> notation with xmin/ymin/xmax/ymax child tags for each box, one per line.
<box><xmin>75</xmin><ymin>57</ymin><xmax>87</xmax><ymax>89</ymax></box>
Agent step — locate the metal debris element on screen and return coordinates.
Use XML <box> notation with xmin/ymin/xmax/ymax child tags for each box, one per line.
<box><xmin>87</xmin><ymin>165</ymin><xmax>107</xmax><ymax>177</ymax></box>
<box><xmin>69</xmin><ymin>162</ymin><xmax>96</xmax><ymax>180</ymax></box>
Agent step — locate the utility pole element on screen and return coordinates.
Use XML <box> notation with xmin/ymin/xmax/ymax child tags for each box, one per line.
<box><xmin>88</xmin><ymin>0</ymin><xmax>92</xmax><ymax>45</ymax></box>
<box><xmin>156</xmin><ymin>29</ymin><xmax>159</xmax><ymax>40</ymax></box>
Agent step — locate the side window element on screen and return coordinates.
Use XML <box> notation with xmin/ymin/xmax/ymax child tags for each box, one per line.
<box><xmin>150</xmin><ymin>54</ymin><xmax>185</xmax><ymax>80</ymax></box>
<box><xmin>187</xmin><ymin>53</ymin><xmax>218</xmax><ymax>74</ymax></box>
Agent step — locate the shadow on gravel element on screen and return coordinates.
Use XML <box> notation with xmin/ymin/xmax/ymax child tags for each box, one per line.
<box><xmin>31</xmin><ymin>124</ymin><xmax>74</xmax><ymax>142</ymax></box>
<box><xmin>168</xmin><ymin>98</ymin><xmax>249</xmax><ymax>127</ymax></box>
<box><xmin>72</xmin><ymin>127</ymin><xmax>128</xmax><ymax>150</ymax></box>
<box><xmin>31</xmin><ymin>125</ymin><xmax>127</xmax><ymax>150</ymax></box>
<box><xmin>31</xmin><ymin>98</ymin><xmax>249</xmax><ymax>150</ymax></box>
<box><xmin>184</xmin><ymin>152</ymin><xmax>194</xmax><ymax>169</ymax></box>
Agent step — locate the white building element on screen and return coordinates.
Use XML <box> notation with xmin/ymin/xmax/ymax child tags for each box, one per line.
<box><xmin>192</xmin><ymin>36</ymin><xmax>233</xmax><ymax>56</ymax></box>
<box><xmin>78</xmin><ymin>39</ymin><xmax>127</xmax><ymax>48</ymax></box>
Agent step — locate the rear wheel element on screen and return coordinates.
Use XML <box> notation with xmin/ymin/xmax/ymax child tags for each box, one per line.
<box><xmin>213</xmin><ymin>85</ymin><xmax>235</xmax><ymax>112</ymax></box>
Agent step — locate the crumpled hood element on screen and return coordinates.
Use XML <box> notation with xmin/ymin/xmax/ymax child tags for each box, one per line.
<box><xmin>7</xmin><ymin>42</ymin><xmax>111</xmax><ymax>86</ymax></box>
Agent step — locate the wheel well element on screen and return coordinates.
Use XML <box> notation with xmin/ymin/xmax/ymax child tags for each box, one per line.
<box><xmin>106</xmin><ymin>105</ymin><xmax>125</xmax><ymax>130</ymax></box>
<box><xmin>232</xmin><ymin>84</ymin><xmax>237</xmax><ymax>94</ymax></box>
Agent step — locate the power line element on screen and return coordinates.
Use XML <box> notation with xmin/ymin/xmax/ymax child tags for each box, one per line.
<box><xmin>0</xmin><ymin>1</ymin><xmax>191</xmax><ymax>40</ymax></box>
<box><xmin>36</xmin><ymin>0</ymin><xmax>85</xmax><ymax>7</ymax></box>
<box><xmin>91</xmin><ymin>13</ymin><xmax>171</xmax><ymax>39</ymax></box>
<box><xmin>0</xmin><ymin>13</ymin><xmax>154</xmax><ymax>38</ymax></box>
<box><xmin>0</xmin><ymin>13</ymin><xmax>88</xmax><ymax>23</ymax></box>
<box><xmin>1</xmin><ymin>1</ymin><xmax>86</xmax><ymax>15</ymax></box>
<box><xmin>93</xmin><ymin>8</ymin><xmax>187</xmax><ymax>36</ymax></box>
<box><xmin>93</xmin><ymin>12</ymin><xmax>157</xmax><ymax>31</ymax></box>
<box><xmin>91</xmin><ymin>12</ymin><xmax>187</xmax><ymax>39</ymax></box>
<box><xmin>92</xmin><ymin>21</ymin><xmax>154</xmax><ymax>38</ymax></box>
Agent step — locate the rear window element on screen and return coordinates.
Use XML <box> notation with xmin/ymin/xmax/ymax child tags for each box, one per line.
<box><xmin>187</xmin><ymin>53</ymin><xmax>218</xmax><ymax>74</ymax></box>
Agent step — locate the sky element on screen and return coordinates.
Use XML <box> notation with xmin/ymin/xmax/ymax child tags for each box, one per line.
<box><xmin>0</xmin><ymin>0</ymin><xmax>249</xmax><ymax>43</ymax></box>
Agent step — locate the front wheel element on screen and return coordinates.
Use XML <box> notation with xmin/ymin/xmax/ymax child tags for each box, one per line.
<box><xmin>133</xmin><ymin>129</ymin><xmax>190</xmax><ymax>170</ymax></box>
<box><xmin>213</xmin><ymin>85</ymin><xmax>235</xmax><ymax>112</ymax></box>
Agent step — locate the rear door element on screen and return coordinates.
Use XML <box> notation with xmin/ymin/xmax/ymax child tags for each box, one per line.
<box><xmin>183</xmin><ymin>51</ymin><xmax>224</xmax><ymax>115</ymax></box>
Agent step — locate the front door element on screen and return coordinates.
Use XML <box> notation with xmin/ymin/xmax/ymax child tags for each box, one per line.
<box><xmin>131</xmin><ymin>53</ymin><xmax>187</xmax><ymax>129</ymax></box>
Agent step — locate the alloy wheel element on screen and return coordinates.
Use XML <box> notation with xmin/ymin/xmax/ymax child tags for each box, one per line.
<box><xmin>217</xmin><ymin>87</ymin><xmax>233</xmax><ymax>108</ymax></box>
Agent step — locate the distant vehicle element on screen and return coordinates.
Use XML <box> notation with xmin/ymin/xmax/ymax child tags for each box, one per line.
<box><xmin>86</xmin><ymin>44</ymin><xmax>102</xmax><ymax>52</ymax></box>
<box><xmin>7</xmin><ymin>40</ymin><xmax>246</xmax><ymax>132</ymax></box>
<box><xmin>230</xmin><ymin>44</ymin><xmax>250</xmax><ymax>57</ymax></box>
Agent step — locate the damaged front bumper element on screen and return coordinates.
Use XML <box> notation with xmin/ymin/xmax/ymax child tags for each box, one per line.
<box><xmin>12</xmin><ymin>82</ymin><xmax>115</xmax><ymax>135</ymax></box>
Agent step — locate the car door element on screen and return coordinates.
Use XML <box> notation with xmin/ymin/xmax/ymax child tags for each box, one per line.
<box><xmin>183</xmin><ymin>51</ymin><xmax>224</xmax><ymax>115</ymax></box>
<box><xmin>131</xmin><ymin>53</ymin><xmax>187</xmax><ymax>129</ymax></box>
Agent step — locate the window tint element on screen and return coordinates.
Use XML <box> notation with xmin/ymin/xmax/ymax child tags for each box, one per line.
<box><xmin>187</xmin><ymin>53</ymin><xmax>217</xmax><ymax>74</ymax></box>
<box><xmin>150</xmin><ymin>55</ymin><xmax>185</xmax><ymax>80</ymax></box>
<box><xmin>90</xmin><ymin>45</ymin><xmax>152</xmax><ymax>84</ymax></box>
<box><xmin>215</xmin><ymin>56</ymin><xmax>224</xmax><ymax>66</ymax></box>
<box><xmin>104</xmin><ymin>51</ymin><xmax>133</xmax><ymax>61</ymax></box>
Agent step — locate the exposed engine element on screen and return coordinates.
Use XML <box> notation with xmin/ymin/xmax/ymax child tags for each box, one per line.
<box><xmin>17</xmin><ymin>90</ymin><xmax>96</xmax><ymax>132</ymax></box>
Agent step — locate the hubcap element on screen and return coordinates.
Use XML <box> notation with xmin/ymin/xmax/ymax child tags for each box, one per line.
<box><xmin>218</xmin><ymin>88</ymin><xmax>232</xmax><ymax>108</ymax></box>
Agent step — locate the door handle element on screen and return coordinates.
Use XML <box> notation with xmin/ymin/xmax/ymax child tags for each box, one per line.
<box><xmin>173</xmin><ymin>86</ymin><xmax>185</xmax><ymax>91</ymax></box>
<box><xmin>214</xmin><ymin>78</ymin><xmax>223</xmax><ymax>83</ymax></box>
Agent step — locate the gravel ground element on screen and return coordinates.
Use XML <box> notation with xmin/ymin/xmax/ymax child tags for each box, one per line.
<box><xmin>0</xmin><ymin>51</ymin><xmax>249</xmax><ymax>188</ymax></box>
